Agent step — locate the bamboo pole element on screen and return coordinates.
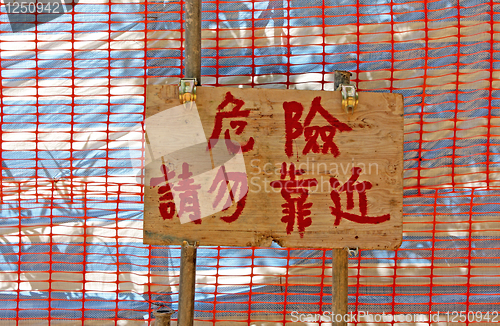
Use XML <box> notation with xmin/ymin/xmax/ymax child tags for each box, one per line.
<box><xmin>332</xmin><ymin>248</ymin><xmax>348</xmax><ymax>326</ymax></box>
<box><xmin>175</xmin><ymin>0</ymin><xmax>202</xmax><ymax>325</ymax></box>
<box><xmin>177</xmin><ymin>241</ymin><xmax>198</xmax><ymax>326</ymax></box>
<box><xmin>184</xmin><ymin>0</ymin><xmax>202</xmax><ymax>83</ymax></box>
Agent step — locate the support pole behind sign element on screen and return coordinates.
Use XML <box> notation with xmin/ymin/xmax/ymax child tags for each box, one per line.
<box><xmin>332</xmin><ymin>248</ymin><xmax>348</xmax><ymax>326</ymax></box>
<box><xmin>177</xmin><ymin>241</ymin><xmax>198</xmax><ymax>326</ymax></box>
<box><xmin>153</xmin><ymin>307</ymin><xmax>174</xmax><ymax>326</ymax></box>
<box><xmin>175</xmin><ymin>1</ymin><xmax>202</xmax><ymax>325</ymax></box>
<box><xmin>184</xmin><ymin>0</ymin><xmax>201</xmax><ymax>83</ymax></box>
<box><xmin>333</xmin><ymin>71</ymin><xmax>351</xmax><ymax>90</ymax></box>
<box><xmin>331</xmin><ymin>71</ymin><xmax>351</xmax><ymax>326</ymax></box>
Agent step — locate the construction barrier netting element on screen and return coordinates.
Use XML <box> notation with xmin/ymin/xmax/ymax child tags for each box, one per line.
<box><xmin>1</xmin><ymin>0</ymin><xmax>500</xmax><ymax>325</ymax></box>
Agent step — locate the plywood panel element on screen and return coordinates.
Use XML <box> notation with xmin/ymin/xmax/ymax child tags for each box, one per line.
<box><xmin>144</xmin><ymin>85</ymin><xmax>403</xmax><ymax>249</ymax></box>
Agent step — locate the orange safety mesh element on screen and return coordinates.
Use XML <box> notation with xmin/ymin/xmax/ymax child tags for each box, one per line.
<box><xmin>1</xmin><ymin>0</ymin><xmax>500</xmax><ymax>325</ymax></box>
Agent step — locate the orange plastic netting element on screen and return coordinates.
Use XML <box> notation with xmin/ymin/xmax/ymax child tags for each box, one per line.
<box><xmin>0</xmin><ymin>0</ymin><xmax>499</xmax><ymax>325</ymax></box>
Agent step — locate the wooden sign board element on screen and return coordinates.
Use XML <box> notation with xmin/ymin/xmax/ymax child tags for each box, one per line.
<box><xmin>143</xmin><ymin>85</ymin><xmax>403</xmax><ymax>249</ymax></box>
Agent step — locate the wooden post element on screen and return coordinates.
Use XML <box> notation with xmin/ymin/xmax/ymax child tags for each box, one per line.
<box><xmin>177</xmin><ymin>241</ymin><xmax>198</xmax><ymax>326</ymax></box>
<box><xmin>333</xmin><ymin>70</ymin><xmax>352</xmax><ymax>90</ymax></box>
<box><xmin>153</xmin><ymin>307</ymin><xmax>174</xmax><ymax>326</ymax></box>
<box><xmin>332</xmin><ymin>248</ymin><xmax>348</xmax><ymax>326</ymax></box>
<box><xmin>331</xmin><ymin>71</ymin><xmax>351</xmax><ymax>326</ymax></box>
<box><xmin>176</xmin><ymin>0</ymin><xmax>201</xmax><ymax>324</ymax></box>
<box><xmin>184</xmin><ymin>0</ymin><xmax>201</xmax><ymax>83</ymax></box>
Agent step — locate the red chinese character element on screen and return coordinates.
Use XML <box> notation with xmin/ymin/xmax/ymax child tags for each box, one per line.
<box><xmin>150</xmin><ymin>164</ymin><xmax>177</xmax><ymax>220</ymax></box>
<box><xmin>208</xmin><ymin>166</ymin><xmax>248</xmax><ymax>223</ymax></box>
<box><xmin>284</xmin><ymin>96</ymin><xmax>352</xmax><ymax>158</ymax></box>
<box><xmin>329</xmin><ymin>167</ymin><xmax>390</xmax><ymax>225</ymax></box>
<box><xmin>209</xmin><ymin>92</ymin><xmax>255</xmax><ymax>153</ymax></box>
<box><xmin>270</xmin><ymin>162</ymin><xmax>318</xmax><ymax>238</ymax></box>
<box><xmin>173</xmin><ymin>163</ymin><xmax>202</xmax><ymax>224</ymax></box>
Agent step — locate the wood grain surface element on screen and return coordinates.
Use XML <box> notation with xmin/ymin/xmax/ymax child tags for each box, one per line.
<box><xmin>144</xmin><ymin>85</ymin><xmax>404</xmax><ymax>249</ymax></box>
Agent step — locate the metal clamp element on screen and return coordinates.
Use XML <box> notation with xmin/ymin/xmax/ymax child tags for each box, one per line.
<box><xmin>345</xmin><ymin>247</ymin><xmax>359</xmax><ymax>257</ymax></box>
<box><xmin>182</xmin><ymin>240</ymin><xmax>199</xmax><ymax>248</ymax></box>
<box><xmin>179</xmin><ymin>78</ymin><xmax>197</xmax><ymax>104</ymax></box>
<box><xmin>339</xmin><ymin>84</ymin><xmax>358</xmax><ymax>114</ymax></box>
